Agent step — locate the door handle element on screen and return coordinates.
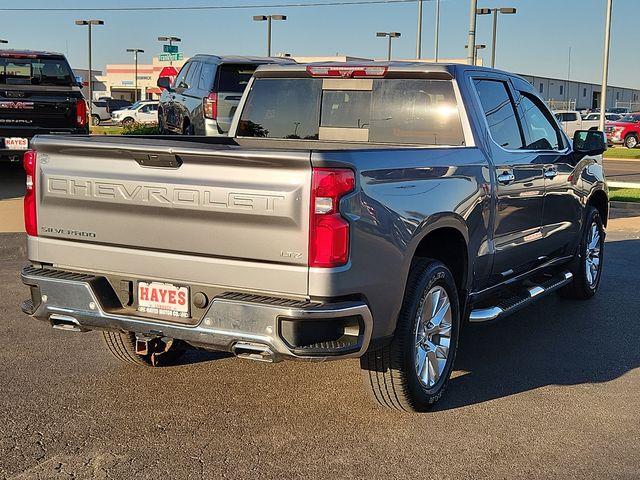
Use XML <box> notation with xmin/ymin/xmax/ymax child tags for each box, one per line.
<box><xmin>544</xmin><ymin>168</ymin><xmax>558</xmax><ymax>179</ymax></box>
<box><xmin>497</xmin><ymin>171</ymin><xmax>515</xmax><ymax>184</ymax></box>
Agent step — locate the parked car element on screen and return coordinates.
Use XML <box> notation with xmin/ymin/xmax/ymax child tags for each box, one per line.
<box><xmin>98</xmin><ymin>97</ymin><xmax>132</xmax><ymax>114</ymax></box>
<box><xmin>90</xmin><ymin>101</ymin><xmax>111</xmax><ymax>126</ymax></box>
<box><xmin>0</xmin><ymin>49</ymin><xmax>88</xmax><ymax>162</ymax></box>
<box><xmin>554</xmin><ymin>110</ymin><xmax>600</xmax><ymax>136</ymax></box>
<box><xmin>20</xmin><ymin>62</ymin><xmax>608</xmax><ymax>412</ymax></box>
<box><xmin>583</xmin><ymin>112</ymin><xmax>621</xmax><ymax>122</ymax></box>
<box><xmin>608</xmin><ymin>107</ymin><xmax>630</xmax><ymax>115</ymax></box>
<box><xmin>156</xmin><ymin>55</ymin><xmax>294</xmax><ymax>136</ymax></box>
<box><xmin>111</xmin><ymin>100</ymin><xmax>158</xmax><ymax>126</ymax></box>
<box><xmin>605</xmin><ymin>112</ymin><xmax>640</xmax><ymax>148</ymax></box>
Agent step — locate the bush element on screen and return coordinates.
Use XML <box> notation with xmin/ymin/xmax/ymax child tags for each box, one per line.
<box><xmin>122</xmin><ymin>122</ymin><xmax>160</xmax><ymax>135</ymax></box>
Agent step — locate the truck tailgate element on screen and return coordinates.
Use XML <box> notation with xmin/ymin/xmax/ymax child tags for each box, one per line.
<box><xmin>30</xmin><ymin>136</ymin><xmax>311</xmax><ymax>296</ymax></box>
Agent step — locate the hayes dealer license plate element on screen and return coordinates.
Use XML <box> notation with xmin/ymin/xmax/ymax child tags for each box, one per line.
<box><xmin>2</xmin><ymin>137</ymin><xmax>28</xmax><ymax>150</ymax></box>
<box><xmin>137</xmin><ymin>281</ymin><xmax>190</xmax><ymax>318</ymax></box>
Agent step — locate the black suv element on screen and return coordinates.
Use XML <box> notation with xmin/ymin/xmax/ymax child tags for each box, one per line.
<box><xmin>0</xmin><ymin>50</ymin><xmax>89</xmax><ymax>162</ymax></box>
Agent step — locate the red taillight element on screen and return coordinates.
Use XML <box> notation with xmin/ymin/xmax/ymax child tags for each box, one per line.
<box><xmin>76</xmin><ymin>99</ymin><xmax>88</xmax><ymax>127</ymax></box>
<box><xmin>309</xmin><ymin>168</ymin><xmax>355</xmax><ymax>268</ymax></box>
<box><xmin>23</xmin><ymin>150</ymin><xmax>37</xmax><ymax>237</ymax></box>
<box><xmin>306</xmin><ymin>65</ymin><xmax>388</xmax><ymax>78</ymax></box>
<box><xmin>203</xmin><ymin>92</ymin><xmax>217</xmax><ymax>120</ymax></box>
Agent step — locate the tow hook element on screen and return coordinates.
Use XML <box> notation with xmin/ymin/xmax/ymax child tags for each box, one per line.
<box><xmin>135</xmin><ymin>334</ymin><xmax>182</xmax><ymax>367</ymax></box>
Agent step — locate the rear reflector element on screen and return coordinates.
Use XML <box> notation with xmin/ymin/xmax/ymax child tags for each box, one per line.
<box><xmin>203</xmin><ymin>92</ymin><xmax>218</xmax><ymax>120</ymax></box>
<box><xmin>309</xmin><ymin>168</ymin><xmax>355</xmax><ymax>268</ymax></box>
<box><xmin>23</xmin><ymin>150</ymin><xmax>37</xmax><ymax>237</ymax></box>
<box><xmin>306</xmin><ymin>66</ymin><xmax>388</xmax><ymax>78</ymax></box>
<box><xmin>76</xmin><ymin>99</ymin><xmax>88</xmax><ymax>127</ymax></box>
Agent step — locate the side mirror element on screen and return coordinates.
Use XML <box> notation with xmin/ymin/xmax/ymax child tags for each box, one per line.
<box><xmin>573</xmin><ymin>130</ymin><xmax>607</xmax><ymax>157</ymax></box>
<box><xmin>157</xmin><ymin>76</ymin><xmax>172</xmax><ymax>91</ymax></box>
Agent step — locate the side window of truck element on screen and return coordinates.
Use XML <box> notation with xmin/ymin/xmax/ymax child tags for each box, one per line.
<box><xmin>473</xmin><ymin>79</ymin><xmax>524</xmax><ymax>150</ymax></box>
<box><xmin>517</xmin><ymin>92</ymin><xmax>563</xmax><ymax>150</ymax></box>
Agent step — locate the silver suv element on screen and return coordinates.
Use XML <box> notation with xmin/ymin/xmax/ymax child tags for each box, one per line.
<box><xmin>156</xmin><ymin>55</ymin><xmax>293</xmax><ymax>136</ymax></box>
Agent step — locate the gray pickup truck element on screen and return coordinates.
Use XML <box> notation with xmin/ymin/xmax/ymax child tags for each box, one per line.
<box><xmin>20</xmin><ymin>62</ymin><xmax>608</xmax><ymax>412</ymax></box>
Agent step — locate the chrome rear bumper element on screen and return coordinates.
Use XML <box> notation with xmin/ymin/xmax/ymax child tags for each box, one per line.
<box><xmin>21</xmin><ymin>266</ymin><xmax>373</xmax><ymax>362</ymax></box>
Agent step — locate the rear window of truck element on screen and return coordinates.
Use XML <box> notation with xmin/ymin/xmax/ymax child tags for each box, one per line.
<box><xmin>217</xmin><ymin>64</ymin><xmax>257</xmax><ymax>93</ymax></box>
<box><xmin>0</xmin><ymin>56</ymin><xmax>75</xmax><ymax>86</ymax></box>
<box><xmin>237</xmin><ymin>77</ymin><xmax>465</xmax><ymax>146</ymax></box>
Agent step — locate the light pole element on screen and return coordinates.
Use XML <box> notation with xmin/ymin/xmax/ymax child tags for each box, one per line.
<box><xmin>0</xmin><ymin>39</ymin><xmax>7</xmax><ymax>44</ymax></box>
<box><xmin>75</xmin><ymin>19</ymin><xmax>104</xmax><ymax>119</ymax></box>
<box><xmin>377</xmin><ymin>31</ymin><xmax>401</xmax><ymax>61</ymax></box>
<box><xmin>476</xmin><ymin>7</ymin><xmax>517</xmax><ymax>68</ymax></box>
<box><xmin>467</xmin><ymin>0</ymin><xmax>478</xmax><ymax>65</ymax></box>
<box><xmin>252</xmin><ymin>15</ymin><xmax>287</xmax><ymax>57</ymax></box>
<box><xmin>599</xmin><ymin>0</ymin><xmax>613</xmax><ymax>132</ymax></box>
<box><xmin>465</xmin><ymin>44</ymin><xmax>486</xmax><ymax>65</ymax></box>
<box><xmin>416</xmin><ymin>0</ymin><xmax>423</xmax><ymax>59</ymax></box>
<box><xmin>126</xmin><ymin>48</ymin><xmax>144</xmax><ymax>102</ymax></box>
<box><xmin>434</xmin><ymin>0</ymin><xmax>441</xmax><ymax>62</ymax></box>
<box><xmin>157</xmin><ymin>36</ymin><xmax>181</xmax><ymax>66</ymax></box>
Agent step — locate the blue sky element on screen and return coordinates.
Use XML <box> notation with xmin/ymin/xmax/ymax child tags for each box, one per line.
<box><xmin>1</xmin><ymin>0</ymin><xmax>636</xmax><ymax>88</ymax></box>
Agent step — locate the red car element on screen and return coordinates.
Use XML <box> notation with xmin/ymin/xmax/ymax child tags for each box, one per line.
<box><xmin>605</xmin><ymin>112</ymin><xmax>640</xmax><ymax>148</ymax></box>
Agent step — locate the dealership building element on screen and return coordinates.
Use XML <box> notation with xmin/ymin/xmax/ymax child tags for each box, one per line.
<box><xmin>79</xmin><ymin>55</ymin><xmax>640</xmax><ymax>111</ymax></box>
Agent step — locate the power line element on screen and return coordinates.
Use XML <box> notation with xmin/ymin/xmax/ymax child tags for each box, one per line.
<box><xmin>0</xmin><ymin>0</ymin><xmax>439</xmax><ymax>12</ymax></box>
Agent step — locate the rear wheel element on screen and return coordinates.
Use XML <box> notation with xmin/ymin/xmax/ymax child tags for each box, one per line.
<box><xmin>624</xmin><ymin>134</ymin><xmax>638</xmax><ymax>149</ymax></box>
<box><xmin>102</xmin><ymin>331</ymin><xmax>186</xmax><ymax>367</ymax></box>
<box><xmin>183</xmin><ymin>121</ymin><xmax>194</xmax><ymax>135</ymax></box>
<box><xmin>122</xmin><ymin>117</ymin><xmax>135</xmax><ymax>127</ymax></box>
<box><xmin>558</xmin><ymin>207</ymin><xmax>605</xmax><ymax>300</ymax></box>
<box><xmin>91</xmin><ymin>115</ymin><xmax>101</xmax><ymax>126</ymax></box>
<box><xmin>360</xmin><ymin>259</ymin><xmax>460</xmax><ymax>411</ymax></box>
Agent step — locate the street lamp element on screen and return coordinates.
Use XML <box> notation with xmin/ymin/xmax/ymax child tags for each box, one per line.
<box><xmin>599</xmin><ymin>0</ymin><xmax>613</xmax><ymax>132</ymax></box>
<box><xmin>0</xmin><ymin>39</ymin><xmax>7</xmax><ymax>44</ymax></box>
<box><xmin>126</xmin><ymin>48</ymin><xmax>144</xmax><ymax>102</ymax></box>
<box><xmin>376</xmin><ymin>31</ymin><xmax>401</xmax><ymax>61</ymax></box>
<box><xmin>465</xmin><ymin>43</ymin><xmax>486</xmax><ymax>65</ymax></box>
<box><xmin>252</xmin><ymin>15</ymin><xmax>286</xmax><ymax>57</ymax></box>
<box><xmin>157</xmin><ymin>36</ymin><xmax>181</xmax><ymax>65</ymax></box>
<box><xmin>476</xmin><ymin>7</ymin><xmax>517</xmax><ymax>68</ymax></box>
<box><xmin>75</xmin><ymin>19</ymin><xmax>104</xmax><ymax>119</ymax></box>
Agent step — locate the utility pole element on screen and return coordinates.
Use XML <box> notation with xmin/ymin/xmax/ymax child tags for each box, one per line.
<box><xmin>467</xmin><ymin>0</ymin><xmax>477</xmax><ymax>65</ymax></box>
<box><xmin>599</xmin><ymin>0</ymin><xmax>613</xmax><ymax>132</ymax></box>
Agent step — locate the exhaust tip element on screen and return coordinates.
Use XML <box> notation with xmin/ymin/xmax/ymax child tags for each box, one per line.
<box><xmin>232</xmin><ymin>342</ymin><xmax>277</xmax><ymax>363</ymax></box>
<box><xmin>50</xmin><ymin>314</ymin><xmax>83</xmax><ymax>332</ymax></box>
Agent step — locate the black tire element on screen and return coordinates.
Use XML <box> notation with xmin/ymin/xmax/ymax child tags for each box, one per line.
<box><xmin>91</xmin><ymin>115</ymin><xmax>101</xmax><ymax>126</ymax></box>
<box><xmin>624</xmin><ymin>134</ymin><xmax>638</xmax><ymax>149</ymax></box>
<box><xmin>122</xmin><ymin>117</ymin><xmax>135</xmax><ymax>127</ymax></box>
<box><xmin>360</xmin><ymin>259</ymin><xmax>460</xmax><ymax>412</ymax></box>
<box><xmin>558</xmin><ymin>207</ymin><xmax>605</xmax><ymax>300</ymax></box>
<box><xmin>183</xmin><ymin>122</ymin><xmax>194</xmax><ymax>135</ymax></box>
<box><xmin>158</xmin><ymin>110</ymin><xmax>166</xmax><ymax>135</ymax></box>
<box><xmin>102</xmin><ymin>331</ymin><xmax>185</xmax><ymax>367</ymax></box>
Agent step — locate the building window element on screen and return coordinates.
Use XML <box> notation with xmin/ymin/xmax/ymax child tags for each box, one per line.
<box><xmin>583</xmin><ymin>87</ymin><xmax>587</xmax><ymax>97</ymax></box>
<box><xmin>616</xmin><ymin>92</ymin><xmax>620</xmax><ymax>100</ymax></box>
<box><xmin>559</xmin><ymin>85</ymin><xmax>564</xmax><ymax>96</ymax></box>
<box><xmin>539</xmin><ymin>83</ymin><xmax>544</xmax><ymax>94</ymax></box>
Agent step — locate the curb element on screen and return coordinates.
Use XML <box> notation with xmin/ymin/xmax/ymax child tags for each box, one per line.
<box><xmin>608</xmin><ymin>181</ymin><xmax>640</xmax><ymax>189</ymax></box>
<box><xmin>0</xmin><ymin>233</ymin><xmax>27</xmax><ymax>262</ymax></box>
<box><xmin>610</xmin><ymin>201</ymin><xmax>640</xmax><ymax>212</ymax></box>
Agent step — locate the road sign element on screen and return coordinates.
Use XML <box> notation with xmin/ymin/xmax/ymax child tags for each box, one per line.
<box><xmin>158</xmin><ymin>66</ymin><xmax>179</xmax><ymax>90</ymax></box>
<box><xmin>163</xmin><ymin>45</ymin><xmax>178</xmax><ymax>53</ymax></box>
<box><xmin>159</xmin><ymin>53</ymin><xmax>183</xmax><ymax>62</ymax></box>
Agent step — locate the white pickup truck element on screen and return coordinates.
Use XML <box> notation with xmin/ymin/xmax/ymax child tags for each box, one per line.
<box><xmin>554</xmin><ymin>110</ymin><xmax>600</xmax><ymax>137</ymax></box>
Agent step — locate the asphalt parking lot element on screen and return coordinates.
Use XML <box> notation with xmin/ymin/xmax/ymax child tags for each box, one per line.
<box><xmin>1</xmin><ymin>160</ymin><xmax>639</xmax><ymax>479</ymax></box>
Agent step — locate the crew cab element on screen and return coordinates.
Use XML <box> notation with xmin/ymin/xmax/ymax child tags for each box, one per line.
<box><xmin>19</xmin><ymin>63</ymin><xmax>608</xmax><ymax>412</ymax></box>
<box><xmin>605</xmin><ymin>112</ymin><xmax>640</xmax><ymax>148</ymax></box>
<box><xmin>0</xmin><ymin>50</ymin><xmax>88</xmax><ymax>162</ymax></box>
<box><xmin>554</xmin><ymin>110</ymin><xmax>600</xmax><ymax>137</ymax></box>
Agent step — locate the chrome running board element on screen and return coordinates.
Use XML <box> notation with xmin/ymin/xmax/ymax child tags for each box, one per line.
<box><xmin>469</xmin><ymin>271</ymin><xmax>573</xmax><ymax>323</ymax></box>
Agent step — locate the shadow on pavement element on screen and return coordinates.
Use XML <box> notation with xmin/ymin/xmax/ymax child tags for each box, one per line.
<box><xmin>0</xmin><ymin>162</ymin><xmax>25</xmax><ymax>200</ymax></box>
<box><xmin>437</xmin><ymin>238</ymin><xmax>639</xmax><ymax>410</ymax></box>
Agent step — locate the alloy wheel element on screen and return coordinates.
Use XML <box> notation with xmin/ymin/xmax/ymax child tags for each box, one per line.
<box><xmin>414</xmin><ymin>286</ymin><xmax>452</xmax><ymax>388</ymax></box>
<box><xmin>585</xmin><ymin>221</ymin><xmax>602</xmax><ymax>286</ymax></box>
